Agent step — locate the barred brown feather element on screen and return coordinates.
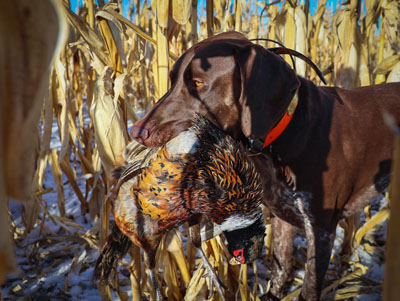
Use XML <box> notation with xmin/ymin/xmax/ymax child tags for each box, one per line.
<box><xmin>95</xmin><ymin>115</ymin><xmax>265</xmax><ymax>292</ymax></box>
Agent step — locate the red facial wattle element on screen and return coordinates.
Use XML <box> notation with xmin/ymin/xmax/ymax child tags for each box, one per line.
<box><xmin>233</xmin><ymin>249</ymin><xmax>245</xmax><ymax>264</ymax></box>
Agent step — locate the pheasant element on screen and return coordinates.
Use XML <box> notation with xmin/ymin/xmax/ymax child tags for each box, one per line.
<box><xmin>94</xmin><ymin>115</ymin><xmax>265</xmax><ymax>300</ymax></box>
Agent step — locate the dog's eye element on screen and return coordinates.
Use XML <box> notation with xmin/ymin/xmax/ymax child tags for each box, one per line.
<box><xmin>193</xmin><ymin>80</ymin><xmax>203</xmax><ymax>88</ymax></box>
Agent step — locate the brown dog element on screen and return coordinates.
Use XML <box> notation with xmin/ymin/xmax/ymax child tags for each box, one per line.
<box><xmin>130</xmin><ymin>31</ymin><xmax>400</xmax><ymax>300</ymax></box>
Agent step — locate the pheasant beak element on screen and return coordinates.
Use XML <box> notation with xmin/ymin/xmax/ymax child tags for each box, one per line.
<box><xmin>233</xmin><ymin>249</ymin><xmax>245</xmax><ymax>264</ymax></box>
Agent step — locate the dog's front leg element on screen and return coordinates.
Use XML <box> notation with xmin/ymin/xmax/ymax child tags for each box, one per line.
<box><xmin>269</xmin><ymin>217</ymin><xmax>297</xmax><ymax>299</ymax></box>
<box><xmin>300</xmin><ymin>223</ymin><xmax>335</xmax><ymax>300</ymax></box>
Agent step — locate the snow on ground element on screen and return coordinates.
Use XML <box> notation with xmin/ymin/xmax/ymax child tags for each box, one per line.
<box><xmin>1</xmin><ymin>116</ymin><xmax>387</xmax><ymax>300</ymax></box>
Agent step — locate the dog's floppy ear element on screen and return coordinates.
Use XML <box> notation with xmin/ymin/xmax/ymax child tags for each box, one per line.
<box><xmin>235</xmin><ymin>44</ymin><xmax>300</xmax><ymax>139</ymax></box>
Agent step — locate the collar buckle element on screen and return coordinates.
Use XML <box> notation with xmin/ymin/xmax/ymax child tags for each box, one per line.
<box><xmin>247</xmin><ymin>139</ymin><xmax>264</xmax><ymax>154</ymax></box>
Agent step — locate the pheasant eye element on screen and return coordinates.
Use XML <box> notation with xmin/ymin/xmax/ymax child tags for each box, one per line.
<box><xmin>233</xmin><ymin>249</ymin><xmax>245</xmax><ymax>264</ymax></box>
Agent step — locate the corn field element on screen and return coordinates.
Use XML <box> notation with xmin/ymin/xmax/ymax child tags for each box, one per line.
<box><xmin>1</xmin><ymin>0</ymin><xmax>400</xmax><ymax>300</ymax></box>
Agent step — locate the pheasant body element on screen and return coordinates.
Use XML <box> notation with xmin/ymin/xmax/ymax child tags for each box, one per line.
<box><xmin>115</xmin><ymin>118</ymin><xmax>263</xmax><ymax>239</ymax></box>
<box><xmin>95</xmin><ymin>115</ymin><xmax>266</xmax><ymax>296</ymax></box>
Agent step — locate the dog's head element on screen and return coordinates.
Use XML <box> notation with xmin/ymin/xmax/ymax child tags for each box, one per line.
<box><xmin>131</xmin><ymin>31</ymin><xmax>300</xmax><ymax>147</ymax></box>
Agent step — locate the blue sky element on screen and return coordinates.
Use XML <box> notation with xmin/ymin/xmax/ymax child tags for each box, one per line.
<box><xmin>69</xmin><ymin>0</ymin><xmax>338</xmax><ymax>18</ymax></box>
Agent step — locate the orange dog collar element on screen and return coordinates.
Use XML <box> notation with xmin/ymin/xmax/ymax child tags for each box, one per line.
<box><xmin>263</xmin><ymin>90</ymin><xmax>299</xmax><ymax>148</ymax></box>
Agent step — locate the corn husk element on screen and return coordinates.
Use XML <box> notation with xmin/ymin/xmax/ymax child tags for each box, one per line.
<box><xmin>92</xmin><ymin>69</ymin><xmax>128</xmax><ymax>177</ymax></box>
<box><xmin>0</xmin><ymin>0</ymin><xmax>67</xmax><ymax>283</ymax></box>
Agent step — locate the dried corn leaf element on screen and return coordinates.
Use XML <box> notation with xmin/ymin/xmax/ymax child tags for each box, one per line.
<box><xmin>333</xmin><ymin>284</ymin><xmax>381</xmax><ymax>300</ymax></box>
<box><xmin>165</xmin><ymin>229</ymin><xmax>190</xmax><ymax>285</ymax></box>
<box><xmin>382</xmin><ymin>1</ymin><xmax>399</xmax><ymax>48</ymax></box>
<box><xmin>209</xmin><ymin>237</ymin><xmax>221</xmax><ymax>264</ymax></box>
<box><xmin>158</xmin><ymin>236</ymin><xmax>181</xmax><ymax>300</ymax></box>
<box><xmin>49</xmin><ymin>149</ymin><xmax>66</xmax><ymax>217</ymax></box>
<box><xmin>97</xmin><ymin>4</ymin><xmax>125</xmax><ymax>33</ymax></box>
<box><xmin>62</xmin><ymin>5</ymin><xmax>110</xmax><ymax>66</ymax></box>
<box><xmin>95</xmin><ymin>9</ymin><xmax>129</xmax><ymax>69</ymax></box>
<box><xmin>374</xmin><ymin>54</ymin><xmax>400</xmax><ymax>74</ymax></box>
<box><xmin>365</xmin><ymin>0</ymin><xmax>383</xmax><ymax>39</ymax></box>
<box><xmin>341</xmin><ymin>213</ymin><xmax>360</xmax><ymax>258</ymax></box>
<box><xmin>311</xmin><ymin>0</ymin><xmax>327</xmax><ymax>44</ymax></box>
<box><xmin>284</xmin><ymin>6</ymin><xmax>296</xmax><ymax>67</ymax></box>
<box><xmin>85</xmin><ymin>0</ymin><xmax>95</xmax><ymax>29</ymax></box>
<box><xmin>387</xmin><ymin>60</ymin><xmax>400</xmax><ymax>82</ymax></box>
<box><xmin>97</xmin><ymin>282</ymin><xmax>113</xmax><ymax>301</ymax></box>
<box><xmin>321</xmin><ymin>263</ymin><xmax>368</xmax><ymax>298</ymax></box>
<box><xmin>359</xmin><ymin>44</ymin><xmax>371</xmax><ymax>86</ymax></box>
<box><xmin>36</xmin><ymin>199</ymin><xmax>76</xmax><ymax>234</ymax></box>
<box><xmin>59</xmin><ymin>153</ymin><xmax>87</xmax><ymax>213</ymax></box>
<box><xmin>67</xmin><ymin>110</ymin><xmax>86</xmax><ymax>149</ymax></box>
<box><xmin>375</xmin><ymin>21</ymin><xmax>386</xmax><ymax>84</ymax></box>
<box><xmin>184</xmin><ymin>263</ymin><xmax>208</xmax><ymax>300</ymax></box>
<box><xmin>34</xmin><ymin>188</ymin><xmax>54</xmax><ymax>197</ymax></box>
<box><xmin>206</xmin><ymin>0</ymin><xmax>214</xmax><ymax>37</ymax></box>
<box><xmin>294</xmin><ymin>7</ymin><xmax>306</xmax><ymax>76</ymax></box>
<box><xmin>249</xmin><ymin>1</ymin><xmax>259</xmax><ymax>39</ymax></box>
<box><xmin>157</xmin><ymin>0</ymin><xmax>169</xmax><ymax>28</ymax></box>
<box><xmin>238</xmin><ymin>264</ymin><xmax>248</xmax><ymax>301</ymax></box>
<box><xmin>334</xmin><ymin>7</ymin><xmax>361</xmax><ymax>88</ymax></box>
<box><xmin>264</xmin><ymin>223</ymin><xmax>273</xmax><ymax>258</ymax></box>
<box><xmin>156</xmin><ymin>26</ymin><xmax>169</xmax><ymax>97</ymax></box>
<box><xmin>100</xmin><ymin>7</ymin><xmax>164</xmax><ymax>54</ymax></box>
<box><xmin>128</xmin><ymin>246</ymin><xmax>142</xmax><ymax>299</ymax></box>
<box><xmin>206</xmin><ymin>237</ymin><xmax>229</xmax><ymax>299</ymax></box>
<box><xmin>354</xmin><ymin>208</ymin><xmax>388</xmax><ymax>248</ymax></box>
<box><xmin>97</xmin><ymin>12</ymin><xmax>123</xmax><ymax>74</ymax></box>
<box><xmin>98</xmin><ymin>178</ymin><xmax>110</xmax><ymax>244</ymax></box>
<box><xmin>54</xmin><ymin>56</ymin><xmax>71</xmax><ymax>163</ymax></box>
<box><xmin>172</xmin><ymin>0</ymin><xmax>191</xmax><ymax>25</ymax></box>
<box><xmin>23</xmin><ymin>154</ymin><xmax>49</xmax><ymax>232</ymax></box>
<box><xmin>234</xmin><ymin>0</ymin><xmax>242</xmax><ymax>32</ymax></box>
<box><xmin>41</xmin><ymin>72</ymin><xmax>56</xmax><ymax>155</ymax></box>
<box><xmin>252</xmin><ymin>260</ymin><xmax>259</xmax><ymax>300</ymax></box>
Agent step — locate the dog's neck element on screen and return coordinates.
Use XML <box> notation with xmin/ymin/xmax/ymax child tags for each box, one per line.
<box><xmin>247</xmin><ymin>87</ymin><xmax>300</xmax><ymax>154</ymax></box>
<box><xmin>263</xmin><ymin>89</ymin><xmax>299</xmax><ymax>148</ymax></box>
<box><xmin>266</xmin><ymin>77</ymin><xmax>328</xmax><ymax>164</ymax></box>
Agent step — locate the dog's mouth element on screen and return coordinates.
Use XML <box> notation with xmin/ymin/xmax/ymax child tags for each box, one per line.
<box><xmin>131</xmin><ymin>120</ymin><xmax>192</xmax><ymax>148</ymax></box>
